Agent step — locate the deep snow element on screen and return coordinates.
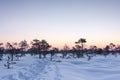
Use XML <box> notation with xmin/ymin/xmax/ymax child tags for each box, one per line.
<box><xmin>0</xmin><ymin>54</ymin><xmax>120</xmax><ymax>80</ymax></box>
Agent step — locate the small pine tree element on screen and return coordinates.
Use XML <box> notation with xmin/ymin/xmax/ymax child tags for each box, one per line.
<box><xmin>4</xmin><ymin>56</ymin><xmax>11</xmax><ymax>69</ymax></box>
<box><xmin>4</xmin><ymin>56</ymin><xmax>16</xmax><ymax>69</ymax></box>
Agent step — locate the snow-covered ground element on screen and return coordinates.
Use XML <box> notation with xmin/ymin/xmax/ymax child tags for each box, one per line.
<box><xmin>0</xmin><ymin>54</ymin><xmax>120</xmax><ymax>80</ymax></box>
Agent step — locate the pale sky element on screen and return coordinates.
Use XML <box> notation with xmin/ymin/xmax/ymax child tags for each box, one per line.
<box><xmin>0</xmin><ymin>0</ymin><xmax>120</xmax><ymax>48</ymax></box>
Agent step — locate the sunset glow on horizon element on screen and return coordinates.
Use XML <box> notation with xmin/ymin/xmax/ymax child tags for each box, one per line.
<box><xmin>0</xmin><ymin>0</ymin><xmax>120</xmax><ymax>49</ymax></box>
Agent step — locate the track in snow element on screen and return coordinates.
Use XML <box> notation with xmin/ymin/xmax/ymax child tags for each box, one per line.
<box><xmin>1</xmin><ymin>58</ymin><xmax>62</xmax><ymax>80</ymax></box>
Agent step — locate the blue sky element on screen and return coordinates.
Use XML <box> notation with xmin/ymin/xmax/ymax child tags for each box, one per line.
<box><xmin>0</xmin><ymin>0</ymin><xmax>120</xmax><ymax>48</ymax></box>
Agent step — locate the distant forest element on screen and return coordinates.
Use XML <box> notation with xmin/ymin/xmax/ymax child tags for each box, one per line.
<box><xmin>0</xmin><ymin>38</ymin><xmax>120</xmax><ymax>68</ymax></box>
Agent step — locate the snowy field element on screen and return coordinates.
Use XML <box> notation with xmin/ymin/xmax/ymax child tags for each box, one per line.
<box><xmin>0</xmin><ymin>54</ymin><xmax>120</xmax><ymax>80</ymax></box>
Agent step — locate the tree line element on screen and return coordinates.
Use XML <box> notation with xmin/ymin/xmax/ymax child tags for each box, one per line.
<box><xmin>0</xmin><ymin>38</ymin><xmax>120</xmax><ymax>68</ymax></box>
